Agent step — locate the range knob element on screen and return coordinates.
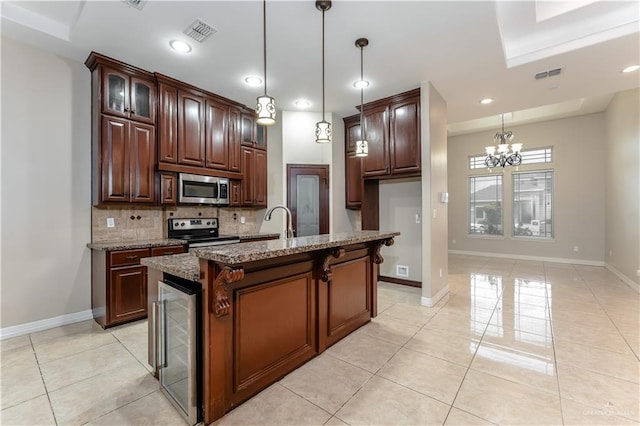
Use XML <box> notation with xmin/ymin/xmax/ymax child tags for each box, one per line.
<box><xmin>180</xmin><ymin>222</ymin><xmax>186</xmax><ymax>227</ymax></box>
<box><xmin>206</xmin><ymin>221</ymin><xmax>211</xmax><ymax>225</ymax></box>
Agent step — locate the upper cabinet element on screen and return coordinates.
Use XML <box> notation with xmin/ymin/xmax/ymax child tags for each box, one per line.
<box><xmin>241</xmin><ymin>110</ymin><xmax>267</xmax><ymax>150</ymax></box>
<box><xmin>343</xmin><ymin>115</ymin><xmax>363</xmax><ymax>210</ymax></box>
<box><xmin>361</xmin><ymin>89</ymin><xmax>421</xmax><ymax>178</ymax></box>
<box><xmin>101</xmin><ymin>67</ymin><xmax>156</xmax><ymax>125</ymax></box>
<box><xmin>86</xmin><ymin>52</ymin><xmax>157</xmax><ymax>206</ymax></box>
<box><xmin>155</xmin><ymin>74</ymin><xmax>250</xmax><ymax>179</ymax></box>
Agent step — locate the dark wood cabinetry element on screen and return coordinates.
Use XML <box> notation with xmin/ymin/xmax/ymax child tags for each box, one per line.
<box><xmin>230</xmin><ymin>180</ymin><xmax>242</xmax><ymax>206</ymax></box>
<box><xmin>343</xmin><ymin>88</ymin><xmax>420</xmax><ymax>211</ymax></box>
<box><xmin>228</xmin><ymin>109</ymin><xmax>242</xmax><ymax>172</ymax></box>
<box><xmin>344</xmin><ymin>115</ymin><xmax>363</xmax><ymax>209</ymax></box>
<box><xmin>91</xmin><ymin>245</ymin><xmax>186</xmax><ymax>328</ymax></box>
<box><xmin>361</xmin><ymin>89</ymin><xmax>420</xmax><ymax>178</ymax></box>
<box><xmin>205</xmin><ymin>99</ymin><xmax>229</xmax><ymax>170</ymax></box>
<box><xmin>241</xmin><ymin>147</ymin><xmax>267</xmax><ymax>207</ymax></box>
<box><xmin>87</xmin><ymin>52</ymin><xmax>158</xmax><ymax>206</ymax></box>
<box><xmin>158</xmin><ymin>172</ymin><xmax>177</xmax><ymax>205</ymax></box>
<box><xmin>177</xmin><ymin>90</ymin><xmax>206</xmax><ymax>167</ymax></box>
<box><xmin>241</xmin><ymin>111</ymin><xmax>267</xmax><ymax>150</ymax></box>
<box><xmin>158</xmin><ymin>83</ymin><xmax>178</xmax><ymax>163</ymax></box>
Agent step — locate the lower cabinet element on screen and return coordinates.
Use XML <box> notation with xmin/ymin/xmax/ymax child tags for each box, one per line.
<box><xmin>91</xmin><ymin>245</ymin><xmax>185</xmax><ymax>328</ymax></box>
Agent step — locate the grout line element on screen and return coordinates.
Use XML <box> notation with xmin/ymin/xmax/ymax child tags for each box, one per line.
<box><xmin>29</xmin><ymin>334</ymin><xmax>59</xmax><ymax>426</ymax></box>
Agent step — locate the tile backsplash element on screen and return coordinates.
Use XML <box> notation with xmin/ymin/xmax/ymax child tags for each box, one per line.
<box><xmin>91</xmin><ymin>206</ymin><xmax>262</xmax><ymax>243</ymax></box>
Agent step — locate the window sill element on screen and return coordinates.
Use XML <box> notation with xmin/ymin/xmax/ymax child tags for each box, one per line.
<box><xmin>466</xmin><ymin>234</ymin><xmax>505</xmax><ymax>240</ymax></box>
<box><xmin>510</xmin><ymin>236</ymin><xmax>555</xmax><ymax>243</ymax></box>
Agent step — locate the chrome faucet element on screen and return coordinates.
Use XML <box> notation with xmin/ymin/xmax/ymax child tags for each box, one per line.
<box><xmin>264</xmin><ymin>205</ymin><xmax>295</xmax><ymax>239</ymax></box>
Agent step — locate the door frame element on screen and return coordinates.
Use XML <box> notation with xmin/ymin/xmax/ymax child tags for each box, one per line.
<box><xmin>286</xmin><ymin>164</ymin><xmax>330</xmax><ymax>236</ymax></box>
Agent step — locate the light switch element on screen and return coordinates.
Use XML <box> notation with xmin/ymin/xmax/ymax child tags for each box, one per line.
<box><xmin>432</xmin><ymin>209</ymin><xmax>437</xmax><ymax>219</ymax></box>
<box><xmin>240</xmin><ymin>216</ymin><xmax>246</xmax><ymax>224</ymax></box>
<box><xmin>415</xmin><ymin>213</ymin><xmax>421</xmax><ymax>224</ymax></box>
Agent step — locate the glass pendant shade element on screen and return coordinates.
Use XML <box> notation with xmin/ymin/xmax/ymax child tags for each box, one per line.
<box><xmin>355</xmin><ymin>140</ymin><xmax>368</xmax><ymax>157</ymax></box>
<box><xmin>315</xmin><ymin>120</ymin><xmax>331</xmax><ymax>144</ymax></box>
<box><xmin>256</xmin><ymin>95</ymin><xmax>276</xmax><ymax>126</ymax></box>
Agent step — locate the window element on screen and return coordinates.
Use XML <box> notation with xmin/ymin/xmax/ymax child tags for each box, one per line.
<box><xmin>469</xmin><ymin>175</ymin><xmax>502</xmax><ymax>235</ymax></box>
<box><xmin>469</xmin><ymin>147</ymin><xmax>553</xmax><ymax>170</ymax></box>
<box><xmin>513</xmin><ymin>171</ymin><xmax>553</xmax><ymax>238</ymax></box>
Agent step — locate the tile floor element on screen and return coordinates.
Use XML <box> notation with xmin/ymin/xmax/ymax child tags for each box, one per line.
<box><xmin>1</xmin><ymin>254</ymin><xmax>639</xmax><ymax>425</ymax></box>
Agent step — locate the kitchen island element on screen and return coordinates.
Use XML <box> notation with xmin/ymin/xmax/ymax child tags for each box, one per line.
<box><xmin>142</xmin><ymin>230</ymin><xmax>398</xmax><ymax>424</ymax></box>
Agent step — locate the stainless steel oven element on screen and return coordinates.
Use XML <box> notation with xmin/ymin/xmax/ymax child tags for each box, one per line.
<box><xmin>178</xmin><ymin>173</ymin><xmax>229</xmax><ymax>205</ymax></box>
<box><xmin>154</xmin><ymin>277</ymin><xmax>203</xmax><ymax>425</ymax></box>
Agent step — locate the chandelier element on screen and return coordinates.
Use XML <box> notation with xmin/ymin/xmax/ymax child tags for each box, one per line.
<box><xmin>485</xmin><ymin>114</ymin><xmax>522</xmax><ymax>168</ymax></box>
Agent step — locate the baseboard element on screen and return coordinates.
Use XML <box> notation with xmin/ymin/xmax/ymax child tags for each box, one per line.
<box><xmin>448</xmin><ymin>249</ymin><xmax>605</xmax><ymax>266</ymax></box>
<box><xmin>379</xmin><ymin>275</ymin><xmax>421</xmax><ymax>288</ymax></box>
<box><xmin>605</xmin><ymin>263</ymin><xmax>640</xmax><ymax>293</ymax></box>
<box><xmin>421</xmin><ymin>285</ymin><xmax>449</xmax><ymax>307</ymax></box>
<box><xmin>0</xmin><ymin>309</ymin><xmax>94</xmax><ymax>340</ymax></box>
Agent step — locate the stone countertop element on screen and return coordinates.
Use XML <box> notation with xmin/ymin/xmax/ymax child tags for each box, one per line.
<box><xmin>191</xmin><ymin>231</ymin><xmax>400</xmax><ymax>265</ymax></box>
<box><xmin>87</xmin><ymin>239</ymin><xmax>187</xmax><ymax>251</ymax></box>
<box><xmin>140</xmin><ymin>253</ymin><xmax>200</xmax><ymax>282</ymax></box>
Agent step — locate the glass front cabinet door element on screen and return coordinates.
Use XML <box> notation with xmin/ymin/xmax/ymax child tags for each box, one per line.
<box><xmin>102</xmin><ymin>67</ymin><xmax>156</xmax><ymax>125</ymax></box>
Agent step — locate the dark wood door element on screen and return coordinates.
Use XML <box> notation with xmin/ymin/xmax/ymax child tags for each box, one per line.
<box><xmin>287</xmin><ymin>164</ymin><xmax>329</xmax><ymax>236</ymax></box>
<box><xmin>129</xmin><ymin>76</ymin><xmax>156</xmax><ymax>124</ymax></box>
<box><xmin>390</xmin><ymin>96</ymin><xmax>421</xmax><ymax>174</ymax></box>
<box><xmin>101</xmin><ymin>116</ymin><xmax>129</xmax><ymax>202</ymax></box>
<box><xmin>228</xmin><ymin>108</ymin><xmax>242</xmax><ymax>172</ymax></box>
<box><xmin>254</xmin><ymin>150</ymin><xmax>267</xmax><ymax>207</ymax></box>
<box><xmin>159</xmin><ymin>172</ymin><xmax>177</xmax><ymax>205</ymax></box>
<box><xmin>241</xmin><ymin>113</ymin><xmax>256</xmax><ymax>147</ymax></box>
<box><xmin>230</xmin><ymin>180</ymin><xmax>242</xmax><ymax>206</ymax></box>
<box><xmin>241</xmin><ymin>147</ymin><xmax>254</xmax><ymax>205</ymax></box>
<box><xmin>205</xmin><ymin>99</ymin><xmax>229</xmax><ymax>170</ymax></box>
<box><xmin>129</xmin><ymin>122</ymin><xmax>156</xmax><ymax>203</ymax></box>
<box><xmin>362</xmin><ymin>105</ymin><xmax>389</xmax><ymax>177</ymax></box>
<box><xmin>158</xmin><ymin>83</ymin><xmax>178</xmax><ymax>163</ymax></box>
<box><xmin>345</xmin><ymin>154</ymin><xmax>363</xmax><ymax>209</ymax></box>
<box><xmin>178</xmin><ymin>90</ymin><xmax>205</xmax><ymax>167</ymax></box>
<box><xmin>109</xmin><ymin>265</ymin><xmax>147</xmax><ymax>324</ymax></box>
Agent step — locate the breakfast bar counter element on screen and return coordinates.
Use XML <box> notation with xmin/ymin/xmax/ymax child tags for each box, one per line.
<box><xmin>144</xmin><ymin>231</ymin><xmax>398</xmax><ymax>424</ymax></box>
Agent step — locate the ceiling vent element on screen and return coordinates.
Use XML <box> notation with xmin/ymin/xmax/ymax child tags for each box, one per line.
<box><xmin>121</xmin><ymin>0</ymin><xmax>147</xmax><ymax>11</ymax></box>
<box><xmin>184</xmin><ymin>19</ymin><xmax>217</xmax><ymax>43</ymax></box>
<box><xmin>535</xmin><ymin>67</ymin><xmax>562</xmax><ymax>80</ymax></box>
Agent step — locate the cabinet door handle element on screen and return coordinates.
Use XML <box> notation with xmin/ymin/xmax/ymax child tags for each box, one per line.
<box><xmin>125</xmin><ymin>255</ymin><xmax>138</xmax><ymax>260</ymax></box>
<box><xmin>167</xmin><ymin>181</ymin><xmax>172</xmax><ymax>198</ymax></box>
<box><xmin>130</xmin><ymin>110</ymin><xmax>136</xmax><ymax>115</ymax></box>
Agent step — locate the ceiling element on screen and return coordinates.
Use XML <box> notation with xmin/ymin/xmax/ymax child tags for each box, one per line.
<box><xmin>2</xmin><ymin>1</ymin><xmax>639</xmax><ymax>135</ymax></box>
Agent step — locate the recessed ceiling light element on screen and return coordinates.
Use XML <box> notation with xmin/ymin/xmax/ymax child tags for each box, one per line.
<box><xmin>353</xmin><ymin>80</ymin><xmax>370</xmax><ymax>89</ymax></box>
<box><xmin>294</xmin><ymin>99</ymin><xmax>311</xmax><ymax>108</ymax></box>
<box><xmin>244</xmin><ymin>76</ymin><xmax>263</xmax><ymax>87</ymax></box>
<box><xmin>169</xmin><ymin>40</ymin><xmax>192</xmax><ymax>53</ymax></box>
<box><xmin>622</xmin><ymin>65</ymin><xmax>640</xmax><ymax>73</ymax></box>
<box><xmin>479</xmin><ymin>98</ymin><xmax>493</xmax><ymax>105</ymax></box>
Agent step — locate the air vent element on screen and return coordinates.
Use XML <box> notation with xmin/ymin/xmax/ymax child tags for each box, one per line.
<box><xmin>184</xmin><ymin>19</ymin><xmax>217</xmax><ymax>43</ymax></box>
<box><xmin>121</xmin><ymin>0</ymin><xmax>147</xmax><ymax>10</ymax></box>
<box><xmin>534</xmin><ymin>67</ymin><xmax>562</xmax><ymax>80</ymax></box>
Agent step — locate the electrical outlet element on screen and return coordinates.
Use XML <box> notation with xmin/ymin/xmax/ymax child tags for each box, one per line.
<box><xmin>415</xmin><ymin>213</ymin><xmax>421</xmax><ymax>224</ymax></box>
<box><xmin>396</xmin><ymin>265</ymin><xmax>409</xmax><ymax>277</ymax></box>
<box><xmin>432</xmin><ymin>209</ymin><xmax>437</xmax><ymax>219</ymax></box>
<box><xmin>106</xmin><ymin>218</ymin><xmax>115</xmax><ymax>228</ymax></box>
<box><xmin>439</xmin><ymin>268</ymin><xmax>443</xmax><ymax>278</ymax></box>
<box><xmin>240</xmin><ymin>216</ymin><xmax>246</xmax><ymax>224</ymax></box>
<box><xmin>573</xmin><ymin>246</ymin><xmax>579</xmax><ymax>252</ymax></box>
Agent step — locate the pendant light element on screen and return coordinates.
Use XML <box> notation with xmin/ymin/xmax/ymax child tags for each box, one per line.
<box><xmin>256</xmin><ymin>0</ymin><xmax>276</xmax><ymax>126</ymax></box>
<box><xmin>354</xmin><ymin>38</ymin><xmax>369</xmax><ymax>157</ymax></box>
<box><xmin>315</xmin><ymin>0</ymin><xmax>332</xmax><ymax>144</ymax></box>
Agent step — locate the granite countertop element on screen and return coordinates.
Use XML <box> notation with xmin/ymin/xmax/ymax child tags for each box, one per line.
<box><xmin>191</xmin><ymin>231</ymin><xmax>400</xmax><ymax>265</ymax></box>
<box><xmin>86</xmin><ymin>239</ymin><xmax>187</xmax><ymax>251</ymax></box>
<box><xmin>140</xmin><ymin>253</ymin><xmax>200</xmax><ymax>282</ymax></box>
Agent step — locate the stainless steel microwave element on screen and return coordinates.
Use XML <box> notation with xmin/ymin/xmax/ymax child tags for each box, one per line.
<box><xmin>178</xmin><ymin>173</ymin><xmax>229</xmax><ymax>205</ymax></box>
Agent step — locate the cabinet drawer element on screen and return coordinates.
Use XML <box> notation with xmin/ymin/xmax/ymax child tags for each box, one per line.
<box><xmin>110</xmin><ymin>248</ymin><xmax>150</xmax><ymax>267</ymax></box>
<box><xmin>150</xmin><ymin>245</ymin><xmax>186</xmax><ymax>257</ymax></box>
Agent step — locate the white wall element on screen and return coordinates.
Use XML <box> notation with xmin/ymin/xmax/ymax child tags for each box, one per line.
<box><xmin>421</xmin><ymin>82</ymin><xmax>449</xmax><ymax>305</ymax></box>
<box><xmin>379</xmin><ymin>179</ymin><xmax>422</xmax><ymax>281</ymax></box>
<box><xmin>605</xmin><ymin>89</ymin><xmax>639</xmax><ymax>288</ymax></box>
<box><xmin>1</xmin><ymin>37</ymin><xmax>92</xmax><ymax>328</ymax></box>
<box><xmin>259</xmin><ymin>117</ymin><xmax>284</xmax><ymax>235</ymax></box>
<box><xmin>448</xmin><ymin>113</ymin><xmax>606</xmax><ymax>263</ymax></box>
